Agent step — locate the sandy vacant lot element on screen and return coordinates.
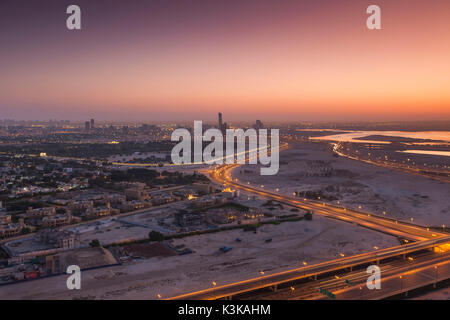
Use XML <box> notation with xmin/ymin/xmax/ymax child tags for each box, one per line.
<box><xmin>0</xmin><ymin>215</ymin><xmax>398</xmax><ymax>300</ymax></box>
<box><xmin>233</xmin><ymin>142</ymin><xmax>450</xmax><ymax>226</ymax></box>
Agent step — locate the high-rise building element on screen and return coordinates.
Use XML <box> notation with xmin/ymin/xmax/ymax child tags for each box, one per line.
<box><xmin>254</xmin><ymin>120</ymin><xmax>264</xmax><ymax>130</ymax></box>
<box><xmin>218</xmin><ymin>112</ymin><xmax>223</xmax><ymax>131</ymax></box>
<box><xmin>90</xmin><ymin>119</ymin><xmax>95</xmax><ymax>129</ymax></box>
<box><xmin>84</xmin><ymin>121</ymin><xmax>90</xmax><ymax>131</ymax></box>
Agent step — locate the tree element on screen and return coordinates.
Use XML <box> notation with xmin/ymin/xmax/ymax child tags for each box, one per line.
<box><xmin>148</xmin><ymin>231</ymin><xmax>164</xmax><ymax>242</ymax></box>
<box><xmin>90</xmin><ymin>239</ymin><xmax>101</xmax><ymax>247</ymax></box>
<box><xmin>304</xmin><ymin>211</ymin><xmax>313</xmax><ymax>221</ymax></box>
<box><xmin>243</xmin><ymin>223</ymin><xmax>261</xmax><ymax>232</ymax></box>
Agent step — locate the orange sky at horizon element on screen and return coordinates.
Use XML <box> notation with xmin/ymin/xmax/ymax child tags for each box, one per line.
<box><xmin>1</xmin><ymin>0</ymin><xmax>449</xmax><ymax>121</ymax></box>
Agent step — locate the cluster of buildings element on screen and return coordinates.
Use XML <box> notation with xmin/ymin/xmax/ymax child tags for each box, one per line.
<box><xmin>0</xmin><ymin>154</ymin><xmax>91</xmax><ymax>199</ymax></box>
<box><xmin>1</xmin><ymin>229</ymin><xmax>82</xmax><ymax>283</ymax></box>
<box><xmin>174</xmin><ymin>187</ymin><xmax>267</xmax><ymax>230</ymax></box>
<box><xmin>0</xmin><ymin>202</ymin><xmax>33</xmax><ymax>238</ymax></box>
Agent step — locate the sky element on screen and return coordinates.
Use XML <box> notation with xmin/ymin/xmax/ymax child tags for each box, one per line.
<box><xmin>1</xmin><ymin>0</ymin><xmax>450</xmax><ymax>122</ymax></box>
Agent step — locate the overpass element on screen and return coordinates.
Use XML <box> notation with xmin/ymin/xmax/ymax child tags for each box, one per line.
<box><xmin>168</xmin><ymin>236</ymin><xmax>450</xmax><ymax>300</ymax></box>
<box><xmin>167</xmin><ymin>158</ymin><xmax>449</xmax><ymax>300</ymax></box>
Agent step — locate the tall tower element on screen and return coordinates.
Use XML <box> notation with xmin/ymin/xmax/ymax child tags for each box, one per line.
<box><xmin>90</xmin><ymin>119</ymin><xmax>95</xmax><ymax>129</ymax></box>
<box><xmin>218</xmin><ymin>112</ymin><xmax>223</xmax><ymax>131</ymax></box>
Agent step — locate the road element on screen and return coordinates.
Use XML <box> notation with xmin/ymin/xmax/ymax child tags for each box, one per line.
<box><xmin>167</xmin><ymin>154</ymin><xmax>449</xmax><ymax>300</ymax></box>
<box><xmin>332</xmin><ymin>142</ymin><xmax>450</xmax><ymax>183</ymax></box>
<box><xmin>167</xmin><ymin>237</ymin><xmax>450</xmax><ymax>300</ymax></box>
<box><xmin>210</xmin><ymin>164</ymin><xmax>447</xmax><ymax>241</ymax></box>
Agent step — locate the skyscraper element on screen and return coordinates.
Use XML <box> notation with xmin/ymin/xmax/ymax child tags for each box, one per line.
<box><xmin>254</xmin><ymin>120</ymin><xmax>264</xmax><ymax>130</ymax></box>
<box><xmin>84</xmin><ymin>121</ymin><xmax>90</xmax><ymax>131</ymax></box>
<box><xmin>218</xmin><ymin>112</ymin><xmax>223</xmax><ymax>131</ymax></box>
<box><xmin>90</xmin><ymin>119</ymin><xmax>95</xmax><ymax>129</ymax></box>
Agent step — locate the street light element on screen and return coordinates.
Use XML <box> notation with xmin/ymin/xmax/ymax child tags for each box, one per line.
<box><xmin>435</xmin><ymin>266</ymin><xmax>438</xmax><ymax>284</ymax></box>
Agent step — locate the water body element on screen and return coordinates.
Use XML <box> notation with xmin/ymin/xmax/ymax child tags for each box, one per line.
<box><xmin>306</xmin><ymin>130</ymin><xmax>450</xmax><ymax>144</ymax></box>
<box><xmin>397</xmin><ymin>150</ymin><xmax>450</xmax><ymax>157</ymax></box>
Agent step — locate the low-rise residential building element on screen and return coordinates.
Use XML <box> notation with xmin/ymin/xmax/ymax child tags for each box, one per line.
<box><xmin>192</xmin><ymin>182</ymin><xmax>214</xmax><ymax>194</ymax></box>
<box><xmin>26</xmin><ymin>207</ymin><xmax>56</xmax><ymax>218</ymax></box>
<box><xmin>0</xmin><ymin>213</ymin><xmax>12</xmax><ymax>225</ymax></box>
<box><xmin>68</xmin><ymin>200</ymin><xmax>94</xmax><ymax>212</ymax></box>
<box><xmin>0</xmin><ymin>219</ymin><xmax>28</xmax><ymax>238</ymax></box>
<box><xmin>175</xmin><ymin>210</ymin><xmax>204</xmax><ymax>227</ymax></box>
<box><xmin>121</xmin><ymin>200</ymin><xmax>148</xmax><ymax>212</ymax></box>
<box><xmin>125</xmin><ymin>187</ymin><xmax>148</xmax><ymax>201</ymax></box>
<box><xmin>37</xmin><ymin>229</ymin><xmax>81</xmax><ymax>249</ymax></box>
<box><xmin>42</xmin><ymin>213</ymin><xmax>81</xmax><ymax>228</ymax></box>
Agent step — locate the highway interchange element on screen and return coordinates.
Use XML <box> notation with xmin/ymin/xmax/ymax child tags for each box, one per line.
<box><xmin>168</xmin><ymin>146</ymin><xmax>450</xmax><ymax>300</ymax></box>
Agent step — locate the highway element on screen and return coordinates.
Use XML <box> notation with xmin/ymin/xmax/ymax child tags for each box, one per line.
<box><xmin>167</xmin><ymin>152</ymin><xmax>450</xmax><ymax>300</ymax></box>
<box><xmin>332</xmin><ymin>142</ymin><xmax>450</xmax><ymax>183</ymax></box>
<box><xmin>211</xmin><ymin>164</ymin><xmax>447</xmax><ymax>241</ymax></box>
<box><xmin>284</xmin><ymin>251</ymin><xmax>450</xmax><ymax>300</ymax></box>
<box><xmin>167</xmin><ymin>237</ymin><xmax>450</xmax><ymax>300</ymax></box>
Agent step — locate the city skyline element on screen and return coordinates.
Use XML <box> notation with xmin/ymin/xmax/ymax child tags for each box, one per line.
<box><xmin>1</xmin><ymin>0</ymin><xmax>450</xmax><ymax>121</ymax></box>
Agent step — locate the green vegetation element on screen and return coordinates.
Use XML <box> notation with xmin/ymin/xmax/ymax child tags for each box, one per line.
<box><xmin>90</xmin><ymin>239</ymin><xmax>101</xmax><ymax>247</ymax></box>
<box><xmin>196</xmin><ymin>201</ymin><xmax>250</xmax><ymax>213</ymax></box>
<box><xmin>0</xmin><ymin>141</ymin><xmax>175</xmax><ymax>160</ymax></box>
<box><xmin>89</xmin><ymin>168</ymin><xmax>208</xmax><ymax>189</ymax></box>
<box><xmin>105</xmin><ymin>215</ymin><xmax>305</xmax><ymax>248</ymax></box>
<box><xmin>148</xmin><ymin>231</ymin><xmax>165</xmax><ymax>242</ymax></box>
<box><xmin>304</xmin><ymin>211</ymin><xmax>313</xmax><ymax>221</ymax></box>
<box><xmin>5</xmin><ymin>200</ymin><xmax>49</xmax><ymax>212</ymax></box>
<box><xmin>243</xmin><ymin>223</ymin><xmax>261</xmax><ymax>232</ymax></box>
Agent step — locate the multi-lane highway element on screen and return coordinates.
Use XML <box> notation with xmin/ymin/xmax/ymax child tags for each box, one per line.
<box><xmin>211</xmin><ymin>164</ymin><xmax>447</xmax><ymax>241</ymax></box>
<box><xmin>167</xmin><ymin>236</ymin><xmax>450</xmax><ymax>300</ymax></box>
<box><xmin>332</xmin><ymin>142</ymin><xmax>450</xmax><ymax>183</ymax></box>
<box><xmin>167</xmin><ymin>154</ymin><xmax>450</xmax><ymax>300</ymax></box>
